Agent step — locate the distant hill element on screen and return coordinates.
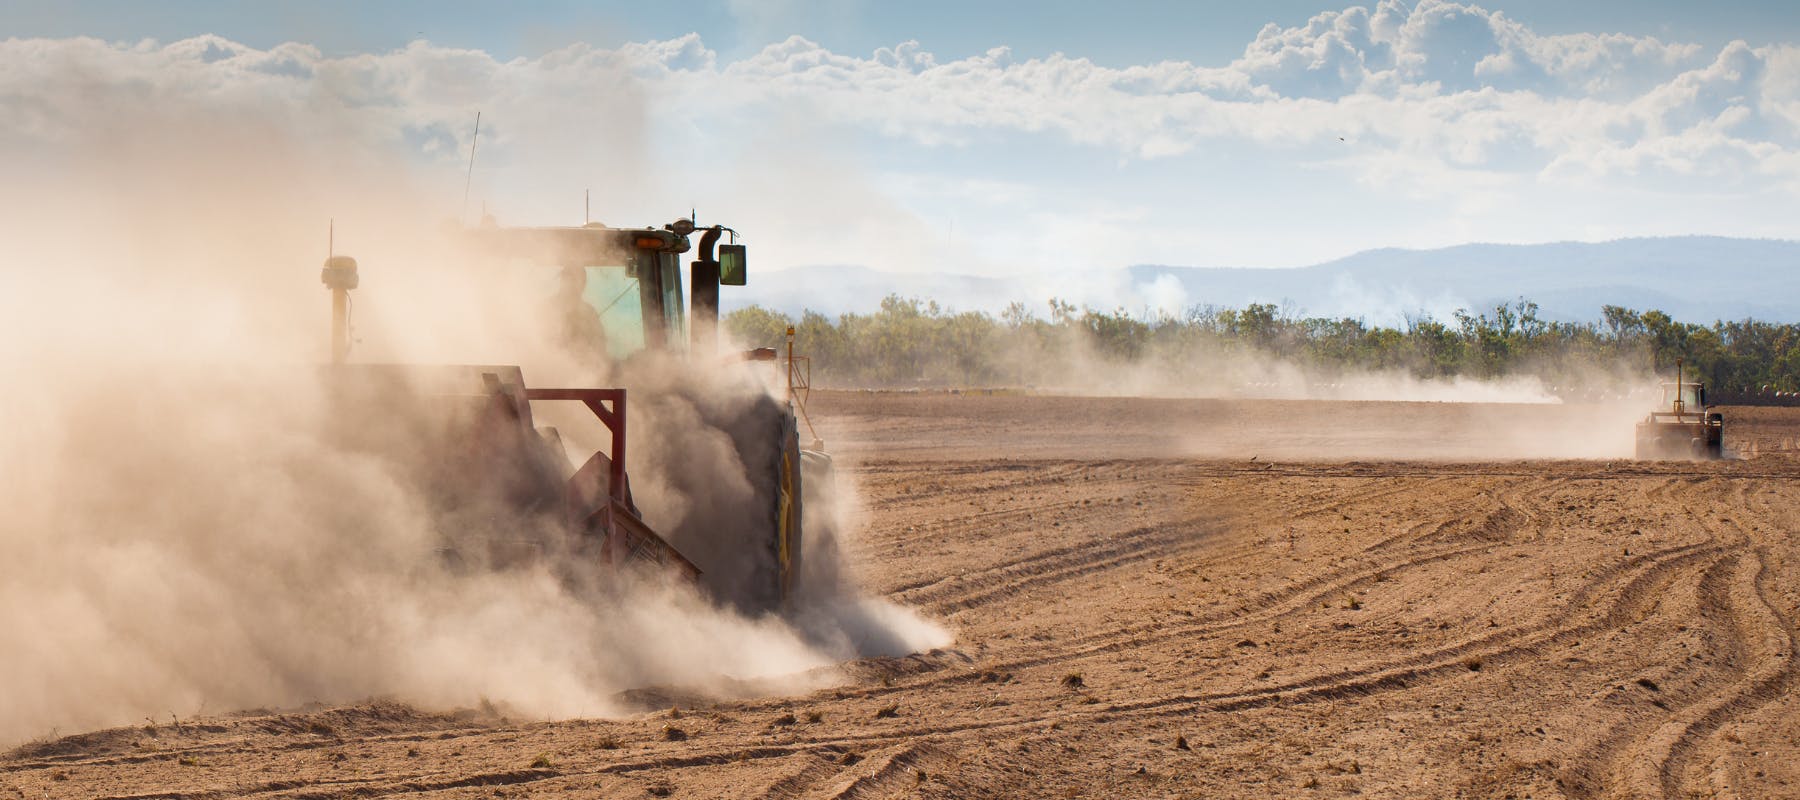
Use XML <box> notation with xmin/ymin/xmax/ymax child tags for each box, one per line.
<box><xmin>723</xmin><ymin>236</ymin><xmax>1800</xmax><ymax>324</ymax></box>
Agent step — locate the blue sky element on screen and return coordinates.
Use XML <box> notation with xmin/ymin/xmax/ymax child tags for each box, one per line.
<box><xmin>4</xmin><ymin>0</ymin><xmax>1799</xmax><ymax>291</ymax></box>
<box><xmin>9</xmin><ymin>1</ymin><xmax>1798</xmax><ymax>64</ymax></box>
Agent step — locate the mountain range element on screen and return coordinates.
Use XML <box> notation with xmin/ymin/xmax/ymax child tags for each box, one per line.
<box><xmin>721</xmin><ymin>236</ymin><xmax>1800</xmax><ymax>325</ymax></box>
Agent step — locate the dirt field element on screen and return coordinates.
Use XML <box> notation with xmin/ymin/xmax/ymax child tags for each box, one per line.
<box><xmin>6</xmin><ymin>393</ymin><xmax>1799</xmax><ymax>799</ymax></box>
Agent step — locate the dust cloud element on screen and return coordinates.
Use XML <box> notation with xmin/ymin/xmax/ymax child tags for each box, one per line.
<box><xmin>816</xmin><ymin>327</ymin><xmax>1659</xmax><ymax>461</ymax></box>
<box><xmin>0</xmin><ymin>80</ymin><xmax>945</xmax><ymax>746</ymax></box>
<box><xmin>1067</xmin><ymin>344</ymin><xmax>1658</xmax><ymax>460</ymax></box>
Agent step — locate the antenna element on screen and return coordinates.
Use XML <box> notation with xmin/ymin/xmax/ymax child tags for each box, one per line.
<box><xmin>585</xmin><ymin>189</ymin><xmax>590</xmax><ymax>225</ymax></box>
<box><xmin>328</xmin><ymin>218</ymin><xmax>334</xmax><ymax>257</ymax></box>
<box><xmin>461</xmin><ymin>111</ymin><xmax>481</xmax><ymax>221</ymax></box>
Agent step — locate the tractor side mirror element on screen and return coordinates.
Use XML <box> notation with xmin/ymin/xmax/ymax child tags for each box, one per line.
<box><xmin>719</xmin><ymin>244</ymin><xmax>747</xmax><ymax>286</ymax></box>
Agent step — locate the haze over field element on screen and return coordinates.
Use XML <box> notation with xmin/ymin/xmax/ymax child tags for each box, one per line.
<box><xmin>722</xmin><ymin>236</ymin><xmax>1800</xmax><ymax>325</ymax></box>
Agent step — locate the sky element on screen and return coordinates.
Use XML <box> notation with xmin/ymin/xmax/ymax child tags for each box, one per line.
<box><xmin>3</xmin><ymin>0</ymin><xmax>1799</xmax><ymax>281</ymax></box>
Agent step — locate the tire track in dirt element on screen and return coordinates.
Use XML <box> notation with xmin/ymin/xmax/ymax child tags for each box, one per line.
<box><xmin>1693</xmin><ymin>485</ymin><xmax>1800</xmax><ymax>799</ymax></box>
<box><xmin>966</xmin><ymin>484</ymin><xmax>1546</xmax><ymax>679</ymax></box>
<box><xmin>753</xmin><ymin>754</ymin><xmax>844</xmax><ymax>800</ymax></box>
<box><xmin>881</xmin><ymin>501</ymin><xmax>1176</xmax><ymax>598</ymax></box>
<box><xmin>887</xmin><ymin>476</ymin><xmax>1550</xmax><ymax>686</ymax></box>
<box><xmin>2</xmin><ymin>725</ymin><xmax>499</xmax><ymax>776</ymax></box>
<box><xmin>192</xmin><ymin>740</ymin><xmax>949</xmax><ymax>800</ymax></box>
<box><xmin>1547</xmin><ymin>477</ymin><xmax>1794</xmax><ymax>800</ymax></box>
<box><xmin>908</xmin><ymin>520</ymin><xmax>1220</xmax><ymax>614</ymax></box>
<box><xmin>303</xmin><ymin>474</ymin><xmax>1719</xmax><ymax>800</ymax></box>
<box><xmin>1173</xmin><ymin>472</ymin><xmax>1461</xmax><ymax>523</ymax></box>
<box><xmin>805</xmin><ymin>742</ymin><xmax>944</xmax><ymax>800</ymax></box>
<box><xmin>906</xmin><ymin>471</ymin><xmax>1489</xmax><ymax>616</ymax></box>
<box><xmin>91</xmin><ymin>769</ymin><xmax>554</xmax><ymax>800</ymax></box>
<box><xmin>804</xmin><ymin>474</ymin><xmax>1552</xmax><ymax>710</ymax></box>
<box><xmin>856</xmin><ymin>461</ymin><xmax>1134</xmax><ymax>515</ymax></box>
<box><xmin>784</xmin><ymin>539</ymin><xmax>1522</xmax><ymax>711</ymax></box>
<box><xmin>1642</xmin><ymin>546</ymin><xmax>1795</xmax><ymax>799</ymax></box>
<box><xmin>617</xmin><ymin>518</ymin><xmax>1734</xmax><ymax>768</ymax></box>
<box><xmin>1558</xmin><ymin>548</ymin><xmax>1744</xmax><ymax>800</ymax></box>
<box><xmin>1696</xmin><ymin>551</ymin><xmax>1800</xmax><ymax>800</ymax></box>
<box><xmin>1102</xmin><ymin>539</ymin><xmax>1728</xmax><ymax>724</ymax></box>
<box><xmin>1578</xmin><ymin>473</ymin><xmax>1795</xmax><ymax>800</ymax></box>
<box><xmin>1027</xmin><ymin>483</ymin><xmax>1711</xmax><ymax>720</ymax></box>
<box><xmin>96</xmin><ymin>491</ymin><xmax>1731</xmax><ymax>800</ymax></box>
<box><xmin>558</xmin><ymin>530</ymin><xmax>1727</xmax><ymax>782</ymax></box>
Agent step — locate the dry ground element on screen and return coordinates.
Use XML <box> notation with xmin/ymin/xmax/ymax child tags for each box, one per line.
<box><xmin>6</xmin><ymin>393</ymin><xmax>1799</xmax><ymax>799</ymax></box>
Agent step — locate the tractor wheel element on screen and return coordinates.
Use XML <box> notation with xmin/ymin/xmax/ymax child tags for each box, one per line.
<box><xmin>774</xmin><ymin>409</ymin><xmax>804</xmax><ymax>605</ymax></box>
<box><xmin>741</xmin><ymin>405</ymin><xmax>806</xmax><ymax>612</ymax></box>
<box><xmin>653</xmin><ymin>389</ymin><xmax>807</xmax><ymax>615</ymax></box>
<box><xmin>733</xmin><ymin>403</ymin><xmax>802</xmax><ymax>615</ymax></box>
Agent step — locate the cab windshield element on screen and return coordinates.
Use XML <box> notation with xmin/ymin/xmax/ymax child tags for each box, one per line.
<box><xmin>579</xmin><ymin>265</ymin><xmax>646</xmax><ymax>359</ymax></box>
<box><xmin>543</xmin><ymin>250</ymin><xmax>685</xmax><ymax>361</ymax></box>
<box><xmin>1659</xmin><ymin>383</ymin><xmax>1702</xmax><ymax>412</ymax></box>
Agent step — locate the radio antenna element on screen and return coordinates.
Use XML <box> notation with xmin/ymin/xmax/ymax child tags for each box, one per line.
<box><xmin>461</xmin><ymin>111</ymin><xmax>481</xmax><ymax>221</ymax></box>
<box><xmin>585</xmin><ymin>189</ymin><xmax>590</xmax><ymax>225</ymax></box>
<box><xmin>328</xmin><ymin>218</ymin><xmax>334</xmax><ymax>257</ymax></box>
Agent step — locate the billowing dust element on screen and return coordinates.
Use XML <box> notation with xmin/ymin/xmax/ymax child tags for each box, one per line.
<box><xmin>815</xmin><ymin>392</ymin><xmax>1653</xmax><ymax>462</ymax></box>
<box><xmin>0</xmin><ymin>36</ymin><xmax>1659</xmax><ymax>749</ymax></box>
<box><xmin>838</xmin><ymin>331</ymin><xmax>1659</xmax><ymax>460</ymax></box>
<box><xmin>0</xmin><ymin>98</ymin><xmax>945</xmax><ymax>746</ymax></box>
<box><xmin>969</xmin><ymin>321</ymin><xmax>1655</xmax><ymax>410</ymax></box>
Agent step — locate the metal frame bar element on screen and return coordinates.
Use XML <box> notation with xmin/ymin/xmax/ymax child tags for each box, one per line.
<box><xmin>524</xmin><ymin>387</ymin><xmax>627</xmax><ymax>503</ymax></box>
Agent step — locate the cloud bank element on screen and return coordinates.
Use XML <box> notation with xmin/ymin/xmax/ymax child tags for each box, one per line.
<box><xmin>2</xmin><ymin>2</ymin><xmax>1795</xmax><ymax>299</ymax></box>
<box><xmin>6</xmin><ymin>3</ymin><xmax>1795</xmax><ymax>184</ymax></box>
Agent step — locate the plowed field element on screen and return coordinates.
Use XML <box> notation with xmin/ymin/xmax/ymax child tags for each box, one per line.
<box><xmin>7</xmin><ymin>393</ymin><xmax>1798</xmax><ymax>799</ymax></box>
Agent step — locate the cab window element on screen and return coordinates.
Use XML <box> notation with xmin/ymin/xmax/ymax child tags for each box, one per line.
<box><xmin>581</xmin><ymin>265</ymin><xmax>646</xmax><ymax>359</ymax></box>
<box><xmin>658</xmin><ymin>252</ymin><xmax>686</xmax><ymax>350</ymax></box>
<box><xmin>1661</xmin><ymin>384</ymin><xmax>1701</xmax><ymax>411</ymax></box>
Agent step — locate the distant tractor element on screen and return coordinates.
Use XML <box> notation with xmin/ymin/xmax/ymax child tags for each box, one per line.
<box><xmin>1635</xmin><ymin>359</ymin><xmax>1724</xmax><ymax>460</ymax></box>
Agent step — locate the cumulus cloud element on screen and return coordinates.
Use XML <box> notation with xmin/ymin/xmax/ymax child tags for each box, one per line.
<box><xmin>3</xmin><ymin>2</ymin><xmax>1785</xmax><ymax>190</ymax></box>
<box><xmin>1</xmin><ymin>1</ymin><xmax>1796</xmax><ymax>267</ymax></box>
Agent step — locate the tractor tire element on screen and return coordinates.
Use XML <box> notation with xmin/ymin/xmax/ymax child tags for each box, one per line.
<box><xmin>774</xmin><ymin>409</ymin><xmax>804</xmax><ymax>606</ymax></box>
<box><xmin>731</xmin><ymin>403</ymin><xmax>803</xmax><ymax>615</ymax></box>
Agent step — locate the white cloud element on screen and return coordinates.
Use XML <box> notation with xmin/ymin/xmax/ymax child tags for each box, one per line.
<box><xmin>1</xmin><ymin>2</ymin><xmax>1796</xmax><ymax>273</ymax></box>
<box><xmin>2</xmin><ymin>5</ymin><xmax>1790</xmax><ymax>183</ymax></box>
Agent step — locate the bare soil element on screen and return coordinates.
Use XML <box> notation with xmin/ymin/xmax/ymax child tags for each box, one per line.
<box><xmin>7</xmin><ymin>392</ymin><xmax>1799</xmax><ymax>799</ymax></box>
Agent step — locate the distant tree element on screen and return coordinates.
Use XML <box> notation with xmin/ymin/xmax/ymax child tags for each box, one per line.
<box><xmin>724</xmin><ymin>298</ymin><xmax>1800</xmax><ymax>391</ymax></box>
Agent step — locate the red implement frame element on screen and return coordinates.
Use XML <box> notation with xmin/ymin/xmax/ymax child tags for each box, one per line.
<box><xmin>524</xmin><ymin>387</ymin><xmax>700</xmax><ymax>580</ymax></box>
<box><xmin>525</xmin><ymin>387</ymin><xmax>629</xmax><ymax>503</ymax></box>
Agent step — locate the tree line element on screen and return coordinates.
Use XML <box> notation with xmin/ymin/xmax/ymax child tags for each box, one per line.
<box><xmin>724</xmin><ymin>296</ymin><xmax>1800</xmax><ymax>392</ymax></box>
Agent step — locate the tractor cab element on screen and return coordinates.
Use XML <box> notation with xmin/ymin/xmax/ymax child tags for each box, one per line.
<box><xmin>467</xmin><ymin>218</ymin><xmax>747</xmax><ymax>361</ymax></box>
<box><xmin>1654</xmin><ymin>381</ymin><xmax>1706</xmax><ymax>417</ymax></box>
